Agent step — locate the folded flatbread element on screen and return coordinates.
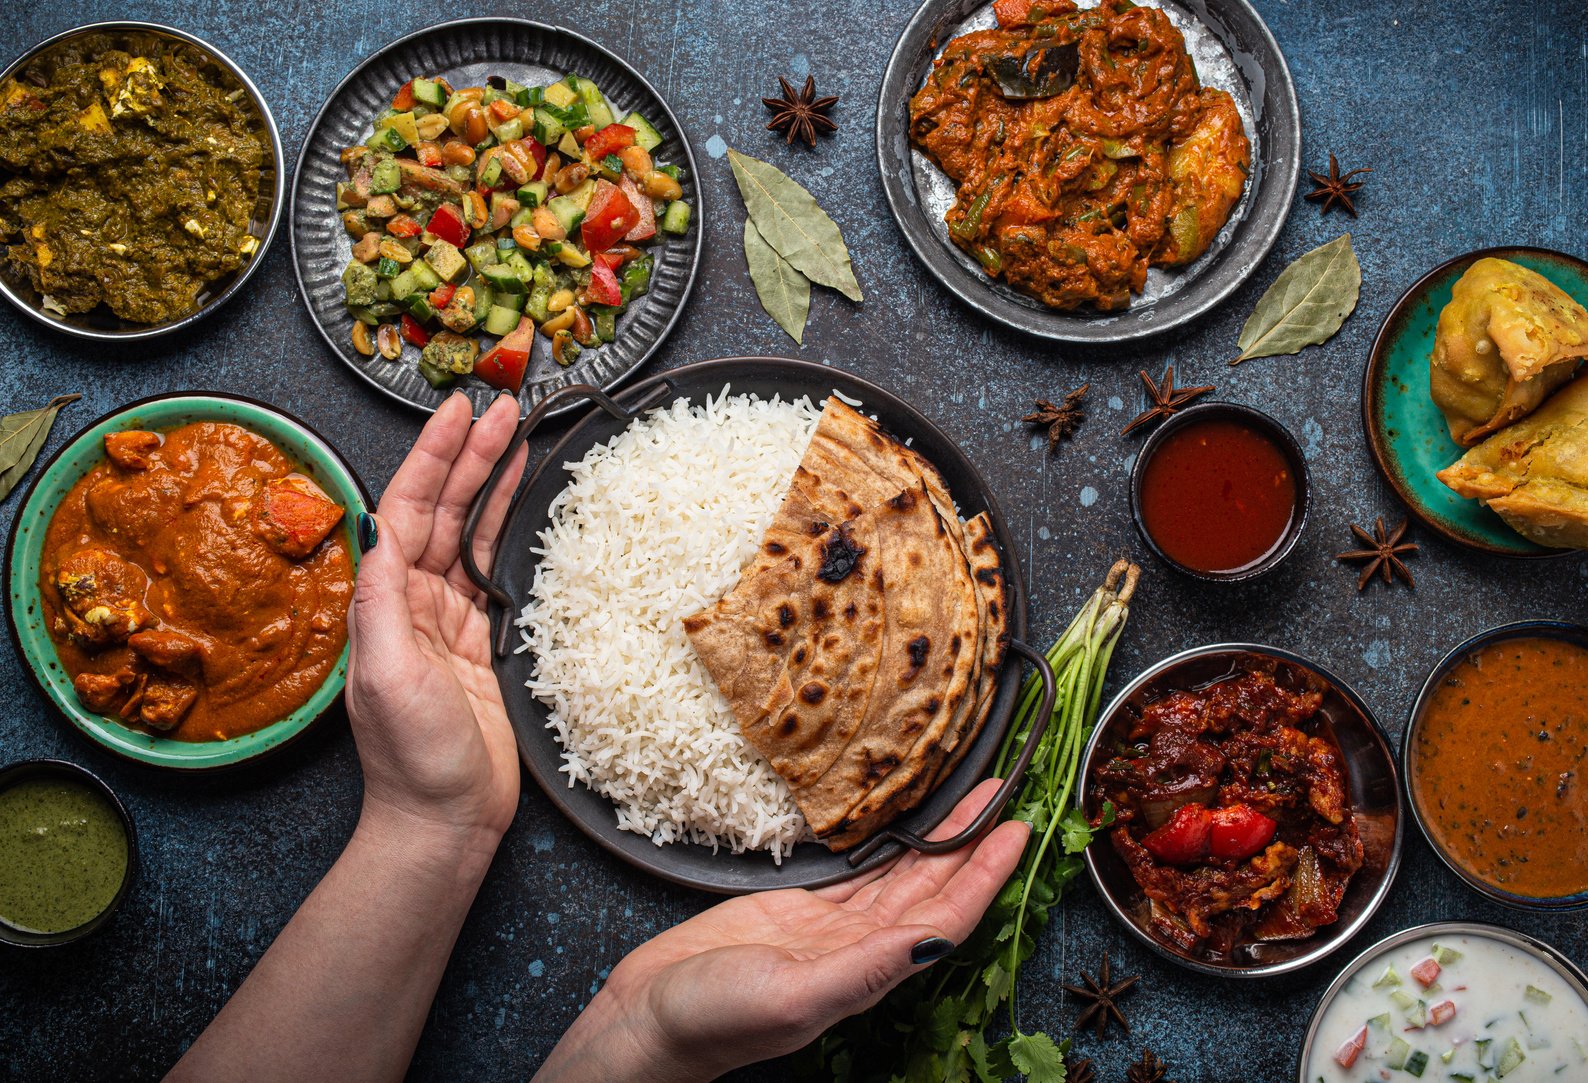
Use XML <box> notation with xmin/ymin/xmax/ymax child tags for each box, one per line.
<box><xmin>1437</xmin><ymin>372</ymin><xmax>1588</xmax><ymax>549</ymax></box>
<box><xmin>1430</xmin><ymin>257</ymin><xmax>1588</xmax><ymax>447</ymax></box>
<box><xmin>682</xmin><ymin>397</ymin><xmax>1008</xmax><ymax>850</ymax></box>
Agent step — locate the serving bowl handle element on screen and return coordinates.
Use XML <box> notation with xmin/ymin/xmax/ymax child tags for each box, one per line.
<box><xmin>846</xmin><ymin>637</ymin><xmax>1057</xmax><ymax>867</ymax></box>
<box><xmin>461</xmin><ymin>380</ymin><xmax>674</xmax><ymax>658</ymax></box>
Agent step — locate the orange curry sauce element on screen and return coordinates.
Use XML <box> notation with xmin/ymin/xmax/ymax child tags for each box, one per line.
<box><xmin>1411</xmin><ymin>635</ymin><xmax>1588</xmax><ymax>899</ymax></box>
<box><xmin>40</xmin><ymin>422</ymin><xmax>353</xmax><ymax>742</ymax></box>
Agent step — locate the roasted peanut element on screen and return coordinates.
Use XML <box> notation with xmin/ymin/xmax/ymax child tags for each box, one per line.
<box><xmin>512</xmin><ymin>224</ymin><xmax>541</xmax><ymax>250</ymax></box>
<box><xmin>377</xmin><ymin>239</ymin><xmax>414</xmax><ymax>264</ymax></box>
<box><xmin>440</xmin><ymin>140</ymin><xmax>476</xmax><ymax>167</ymax></box>
<box><xmin>531</xmin><ymin>206</ymin><xmax>565</xmax><ymax>241</ymax></box>
<box><xmin>450</xmin><ymin>285</ymin><xmax>475</xmax><ymax>310</ymax></box>
<box><xmin>416</xmin><ymin>113</ymin><xmax>449</xmax><ymax>140</ymax></box>
<box><xmin>546</xmin><ymin>288</ymin><xmax>575</xmax><ymax>314</ymax></box>
<box><xmin>642</xmin><ymin>171</ymin><xmax>683</xmax><ymax>201</ymax></box>
<box><xmin>461</xmin><ymin>104</ymin><xmax>489</xmax><ymax>146</ymax></box>
<box><xmin>618</xmin><ymin>145</ymin><xmax>652</xmax><ymax>178</ymax></box>
<box><xmin>350</xmin><ymin>232</ymin><xmax>381</xmax><ymax>263</ymax></box>
<box><xmin>541</xmin><ymin>151</ymin><xmax>561</xmax><ymax>178</ymax></box>
<box><xmin>375</xmin><ymin>324</ymin><xmax>402</xmax><ymax>360</ymax></box>
<box><xmin>539</xmin><ymin>307</ymin><xmax>577</xmax><ymax>336</ymax></box>
<box><xmin>554</xmin><ymin>163</ymin><xmax>590</xmax><ymax>193</ymax></box>
<box><xmin>351</xmin><ymin>322</ymin><xmax>374</xmax><ymax>356</ymax></box>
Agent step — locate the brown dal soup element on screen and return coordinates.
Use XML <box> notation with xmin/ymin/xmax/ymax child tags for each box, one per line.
<box><xmin>1410</xmin><ymin>634</ymin><xmax>1588</xmax><ymax>900</ymax></box>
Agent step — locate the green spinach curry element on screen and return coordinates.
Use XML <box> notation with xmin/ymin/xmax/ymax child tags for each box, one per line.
<box><xmin>0</xmin><ymin>32</ymin><xmax>268</xmax><ymax>324</ymax></box>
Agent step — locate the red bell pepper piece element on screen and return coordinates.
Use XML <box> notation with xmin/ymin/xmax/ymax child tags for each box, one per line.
<box><xmin>426</xmin><ymin>203</ymin><xmax>471</xmax><ymax>249</ymax></box>
<box><xmin>428</xmin><ymin>283</ymin><xmax>457</xmax><ymax>308</ymax></box>
<box><xmin>1410</xmin><ymin>957</ymin><xmax>1441</xmax><ymax>988</ymax></box>
<box><xmin>415</xmin><ymin>141</ymin><xmax>443</xmax><ymax>169</ymax></box>
<box><xmin>475</xmin><ymin>315</ymin><xmax>535</xmax><ymax>392</ymax></box>
<box><xmin>620</xmin><ymin>175</ymin><xmax>655</xmax><ymax>242</ymax></box>
<box><xmin>386</xmin><ymin>214</ymin><xmax>422</xmax><ymax>238</ymax></box>
<box><xmin>1208</xmin><ymin>804</ymin><xmax>1277</xmax><ymax>861</ymax></box>
<box><xmin>400</xmin><ymin>314</ymin><xmax>430</xmax><ymax>348</ymax></box>
<box><xmin>1140</xmin><ymin>804</ymin><xmax>1212</xmax><ymax>866</ymax></box>
<box><xmin>580</xmin><ymin>180</ymin><xmax>639</xmax><ymax>253</ymax></box>
<box><xmin>587</xmin><ymin>253</ymin><xmax>624</xmax><ymax>306</ymax></box>
<box><xmin>391</xmin><ymin>79</ymin><xmax>416</xmax><ymax>111</ymax></box>
<box><xmin>1333</xmin><ymin>1026</ymin><xmax>1367</xmax><ymax>1069</ymax></box>
<box><xmin>583</xmin><ymin>123</ymin><xmax>636</xmax><ymax>162</ymax></box>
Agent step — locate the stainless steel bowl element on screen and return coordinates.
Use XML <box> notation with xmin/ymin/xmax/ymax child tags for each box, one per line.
<box><xmin>1403</xmin><ymin>620</ymin><xmax>1588</xmax><ymax>911</ymax></box>
<box><xmin>0</xmin><ymin>22</ymin><xmax>284</xmax><ymax>341</ymax></box>
<box><xmin>1079</xmin><ymin>643</ymin><xmax>1404</xmax><ymax>978</ymax></box>
<box><xmin>1295</xmin><ymin>921</ymin><xmax>1588</xmax><ymax>1082</ymax></box>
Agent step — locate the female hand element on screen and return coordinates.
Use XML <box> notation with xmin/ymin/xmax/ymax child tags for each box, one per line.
<box><xmin>345</xmin><ymin>391</ymin><xmax>528</xmax><ymax>851</ymax></box>
<box><xmin>536</xmin><ymin>778</ymin><xmax>1029</xmax><ymax>1081</ymax></box>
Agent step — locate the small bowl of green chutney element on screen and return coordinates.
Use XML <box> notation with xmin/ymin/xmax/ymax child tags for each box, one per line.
<box><xmin>0</xmin><ymin>759</ymin><xmax>136</xmax><ymax>947</ymax></box>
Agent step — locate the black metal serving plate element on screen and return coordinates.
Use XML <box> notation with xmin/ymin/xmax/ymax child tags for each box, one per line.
<box><xmin>876</xmin><ymin>0</ymin><xmax>1300</xmax><ymax>343</ymax></box>
<box><xmin>290</xmin><ymin>18</ymin><xmax>702</xmax><ymax>416</ymax></box>
<box><xmin>485</xmin><ymin>357</ymin><xmax>1030</xmax><ymax>894</ymax></box>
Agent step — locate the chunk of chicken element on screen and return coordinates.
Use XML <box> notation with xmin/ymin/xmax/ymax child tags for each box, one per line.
<box><xmin>54</xmin><ymin>547</ymin><xmax>154</xmax><ymax>648</ymax></box>
<box><xmin>103</xmin><ymin>430</ymin><xmax>162</xmax><ymax>470</ymax></box>
<box><xmin>128</xmin><ymin>629</ymin><xmax>203</xmax><ymax>675</ymax></box>
<box><xmin>137</xmin><ymin>672</ymin><xmax>197</xmax><ymax>730</ymax></box>
<box><xmin>73</xmin><ymin>668</ymin><xmax>138</xmax><ymax>712</ymax></box>
<box><xmin>251</xmin><ymin>475</ymin><xmax>345</xmax><ymax>559</ymax></box>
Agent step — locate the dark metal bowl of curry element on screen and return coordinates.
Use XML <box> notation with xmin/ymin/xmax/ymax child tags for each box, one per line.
<box><xmin>0</xmin><ymin>23</ymin><xmax>284</xmax><ymax>340</ymax></box>
<box><xmin>1404</xmin><ymin>620</ymin><xmax>1588</xmax><ymax>912</ymax></box>
<box><xmin>877</xmin><ymin>0</ymin><xmax>1300</xmax><ymax>342</ymax></box>
<box><xmin>1079</xmin><ymin>644</ymin><xmax>1403</xmax><ymax>978</ymax></box>
<box><xmin>4</xmin><ymin>392</ymin><xmax>368</xmax><ymax>771</ymax></box>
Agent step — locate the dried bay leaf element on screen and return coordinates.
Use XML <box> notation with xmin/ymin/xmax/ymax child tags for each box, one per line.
<box><xmin>0</xmin><ymin>394</ymin><xmax>79</xmax><ymax>503</ymax></box>
<box><xmin>727</xmin><ymin>148</ymin><xmax>862</xmax><ymax>302</ymax></box>
<box><xmin>744</xmin><ymin>217</ymin><xmax>810</xmax><ymax>344</ymax></box>
<box><xmin>1232</xmin><ymin>233</ymin><xmax>1361</xmax><ymax>364</ymax></box>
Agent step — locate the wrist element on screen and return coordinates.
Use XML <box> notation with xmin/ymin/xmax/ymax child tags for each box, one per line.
<box><xmin>353</xmin><ymin>797</ymin><xmax>504</xmax><ymax>885</ymax></box>
<box><xmin>536</xmin><ymin>974</ymin><xmax>698</xmax><ymax>1083</ymax></box>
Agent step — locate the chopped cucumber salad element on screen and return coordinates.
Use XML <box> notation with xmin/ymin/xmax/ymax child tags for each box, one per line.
<box><xmin>336</xmin><ymin>71</ymin><xmax>691</xmax><ymax>393</ymax></box>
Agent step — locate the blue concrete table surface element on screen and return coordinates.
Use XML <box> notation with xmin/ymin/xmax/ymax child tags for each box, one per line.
<box><xmin>1</xmin><ymin>1</ymin><xmax>1584</xmax><ymax>1080</ymax></box>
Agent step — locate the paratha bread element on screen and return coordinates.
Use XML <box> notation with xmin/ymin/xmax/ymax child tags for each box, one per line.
<box><xmin>1430</xmin><ymin>257</ymin><xmax>1588</xmax><ymax>447</ymax></box>
<box><xmin>1437</xmin><ymin>372</ymin><xmax>1588</xmax><ymax>548</ymax></box>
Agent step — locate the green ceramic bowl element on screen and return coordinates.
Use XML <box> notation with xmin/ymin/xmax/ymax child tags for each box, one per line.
<box><xmin>1362</xmin><ymin>246</ymin><xmax>1588</xmax><ymax>558</ymax></box>
<box><xmin>5</xmin><ymin>393</ymin><xmax>370</xmax><ymax>769</ymax></box>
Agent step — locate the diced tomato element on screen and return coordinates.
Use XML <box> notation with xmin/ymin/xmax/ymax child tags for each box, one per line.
<box><xmin>1140</xmin><ymin>804</ymin><xmax>1212</xmax><ymax>866</ymax></box>
<box><xmin>620</xmin><ymin>175</ymin><xmax>655</xmax><ymax>242</ymax></box>
<box><xmin>428</xmin><ymin>283</ymin><xmax>457</xmax><ymax>308</ymax></box>
<box><xmin>584</xmin><ymin>123</ymin><xmax>637</xmax><ymax>162</ymax></box>
<box><xmin>487</xmin><ymin>98</ymin><xmax>521</xmax><ymax>124</ymax></box>
<box><xmin>1410</xmin><ymin>957</ymin><xmax>1441</xmax><ymax>988</ymax></box>
<box><xmin>1208</xmin><ymin>804</ymin><xmax>1277</xmax><ymax>862</ymax></box>
<box><xmin>1333</xmin><ymin>1026</ymin><xmax>1367</xmax><ymax>1069</ymax></box>
<box><xmin>1429</xmin><ymin>1000</ymin><xmax>1456</xmax><ymax>1027</ymax></box>
<box><xmin>587</xmin><ymin>253</ymin><xmax>623</xmax><ymax>306</ymax></box>
<box><xmin>427</xmin><ymin>203</ymin><xmax>471</xmax><ymax>249</ymax></box>
<box><xmin>580</xmin><ymin>179</ymin><xmax>639</xmax><ymax>253</ymax></box>
<box><xmin>391</xmin><ymin>79</ymin><xmax>416</xmax><ymax>111</ymax></box>
<box><xmin>475</xmin><ymin>315</ymin><xmax>536</xmax><ymax>392</ymax></box>
<box><xmin>386</xmin><ymin>214</ymin><xmax>422</xmax><ymax>238</ymax></box>
<box><xmin>415</xmin><ymin>140</ymin><xmax>442</xmax><ymax>168</ymax></box>
<box><xmin>400</xmin><ymin>314</ymin><xmax>430</xmax><ymax>348</ymax></box>
<box><xmin>518</xmin><ymin>136</ymin><xmax>547</xmax><ymax>180</ymax></box>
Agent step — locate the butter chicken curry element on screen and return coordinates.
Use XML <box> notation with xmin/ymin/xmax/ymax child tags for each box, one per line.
<box><xmin>909</xmin><ymin>0</ymin><xmax>1250</xmax><ymax>311</ymax></box>
<box><xmin>40</xmin><ymin>422</ymin><xmax>352</xmax><ymax>742</ymax></box>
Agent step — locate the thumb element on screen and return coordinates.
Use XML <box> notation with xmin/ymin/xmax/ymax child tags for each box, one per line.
<box><xmin>348</xmin><ymin>513</ymin><xmax>418</xmax><ymax>682</ymax></box>
<box><xmin>795</xmin><ymin>924</ymin><xmax>951</xmax><ymax>1024</ymax></box>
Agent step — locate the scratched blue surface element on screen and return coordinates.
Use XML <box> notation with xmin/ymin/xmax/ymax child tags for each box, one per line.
<box><xmin>1</xmin><ymin>2</ymin><xmax>1585</xmax><ymax>1080</ymax></box>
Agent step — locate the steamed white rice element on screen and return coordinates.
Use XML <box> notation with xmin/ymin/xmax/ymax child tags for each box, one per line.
<box><xmin>515</xmin><ymin>389</ymin><xmax>822</xmax><ymax>858</ymax></box>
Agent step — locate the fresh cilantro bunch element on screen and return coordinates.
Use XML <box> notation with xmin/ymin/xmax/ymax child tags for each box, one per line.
<box><xmin>805</xmin><ymin>561</ymin><xmax>1139</xmax><ymax>1083</ymax></box>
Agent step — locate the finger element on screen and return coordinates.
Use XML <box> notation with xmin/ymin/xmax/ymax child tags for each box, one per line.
<box><xmin>844</xmin><ymin>777</ymin><xmax>1009</xmax><ymax>915</ymax></box>
<box><xmin>419</xmin><ymin>393</ymin><xmax>522</xmax><ymax>576</ymax></box>
<box><xmin>378</xmin><ymin>392</ymin><xmax>475</xmax><ymax>560</ymax></box>
<box><xmin>894</xmin><ymin>818</ymin><xmax>1030</xmax><ymax>943</ymax></box>
<box><xmin>346</xmin><ymin>514</ymin><xmax>421</xmax><ymax>700</ymax></box>
<box><xmin>792</xmin><ymin>923</ymin><xmax>948</xmax><ymax>1024</ymax></box>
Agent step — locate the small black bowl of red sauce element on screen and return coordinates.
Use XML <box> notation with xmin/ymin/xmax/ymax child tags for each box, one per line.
<box><xmin>1130</xmin><ymin>402</ymin><xmax>1309</xmax><ymax>582</ymax></box>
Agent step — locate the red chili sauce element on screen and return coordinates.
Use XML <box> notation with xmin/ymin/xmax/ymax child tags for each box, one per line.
<box><xmin>1138</xmin><ymin>418</ymin><xmax>1298</xmax><ymax>574</ymax></box>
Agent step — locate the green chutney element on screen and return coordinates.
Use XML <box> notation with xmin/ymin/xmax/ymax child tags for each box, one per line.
<box><xmin>0</xmin><ymin>777</ymin><xmax>128</xmax><ymax>933</ymax></box>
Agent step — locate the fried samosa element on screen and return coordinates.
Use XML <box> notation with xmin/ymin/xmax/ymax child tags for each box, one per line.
<box><xmin>1430</xmin><ymin>257</ymin><xmax>1588</xmax><ymax>447</ymax></box>
<box><xmin>1437</xmin><ymin>373</ymin><xmax>1588</xmax><ymax>548</ymax></box>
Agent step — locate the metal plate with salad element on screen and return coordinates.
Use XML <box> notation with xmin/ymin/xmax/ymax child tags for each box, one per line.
<box><xmin>291</xmin><ymin>19</ymin><xmax>702</xmax><ymax>415</ymax></box>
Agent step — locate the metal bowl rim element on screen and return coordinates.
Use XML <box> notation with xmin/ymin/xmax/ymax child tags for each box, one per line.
<box><xmin>1079</xmin><ymin>640</ymin><xmax>1404</xmax><ymax>978</ymax></box>
<box><xmin>0</xmin><ymin>20</ymin><xmax>286</xmax><ymax>342</ymax></box>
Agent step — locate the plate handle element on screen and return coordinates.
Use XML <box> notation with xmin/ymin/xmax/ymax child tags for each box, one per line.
<box><xmin>845</xmin><ymin>637</ymin><xmax>1056</xmax><ymax>867</ymax></box>
<box><xmin>461</xmin><ymin>379</ymin><xmax>675</xmax><ymax>658</ymax></box>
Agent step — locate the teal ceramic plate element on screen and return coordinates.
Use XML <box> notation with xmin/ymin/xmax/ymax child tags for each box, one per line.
<box><xmin>5</xmin><ymin>393</ymin><xmax>370</xmax><ymax>769</ymax></box>
<box><xmin>1362</xmin><ymin>246</ymin><xmax>1588</xmax><ymax>558</ymax></box>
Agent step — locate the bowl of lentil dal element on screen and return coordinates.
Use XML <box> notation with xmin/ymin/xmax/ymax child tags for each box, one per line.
<box><xmin>1404</xmin><ymin>620</ymin><xmax>1588</xmax><ymax>911</ymax></box>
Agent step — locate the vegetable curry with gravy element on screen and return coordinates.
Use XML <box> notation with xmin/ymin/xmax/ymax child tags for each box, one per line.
<box><xmin>909</xmin><ymin>0</ymin><xmax>1250</xmax><ymax>310</ymax></box>
<box><xmin>40</xmin><ymin>422</ymin><xmax>352</xmax><ymax>742</ymax></box>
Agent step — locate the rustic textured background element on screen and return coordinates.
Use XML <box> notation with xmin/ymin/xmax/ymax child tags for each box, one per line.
<box><xmin>2</xmin><ymin>2</ymin><xmax>1584</xmax><ymax>1080</ymax></box>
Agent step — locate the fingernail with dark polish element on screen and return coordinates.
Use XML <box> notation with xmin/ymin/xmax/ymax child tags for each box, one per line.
<box><xmin>910</xmin><ymin>937</ymin><xmax>955</xmax><ymax>965</ymax></box>
<box><xmin>356</xmin><ymin>512</ymin><xmax>378</xmax><ymax>552</ymax></box>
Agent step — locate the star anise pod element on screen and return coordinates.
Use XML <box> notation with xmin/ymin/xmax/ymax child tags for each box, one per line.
<box><xmin>1125</xmin><ymin>1047</ymin><xmax>1176</xmax><ymax>1083</ymax></box>
<box><xmin>1023</xmin><ymin>383</ymin><xmax>1088</xmax><ymax>452</ymax></box>
<box><xmin>1305</xmin><ymin>152</ymin><xmax>1372</xmax><ymax>217</ymax></box>
<box><xmin>1064</xmin><ymin>950</ymin><xmax>1139</xmax><ymax>1039</ymax></box>
<box><xmin>762</xmin><ymin>75</ymin><xmax>839</xmax><ymax>147</ymax></box>
<box><xmin>1336</xmin><ymin>516</ymin><xmax>1419</xmax><ymax>590</ymax></box>
<box><xmin>1064</xmin><ymin>1053</ymin><xmax>1098</xmax><ymax>1083</ymax></box>
<box><xmin>1120</xmin><ymin>365</ymin><xmax>1214</xmax><ymax>436</ymax></box>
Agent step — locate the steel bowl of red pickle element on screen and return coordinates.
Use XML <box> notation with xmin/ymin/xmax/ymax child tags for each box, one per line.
<box><xmin>1130</xmin><ymin>402</ymin><xmax>1310</xmax><ymax>582</ymax></box>
<box><xmin>1078</xmin><ymin>644</ymin><xmax>1403</xmax><ymax>978</ymax></box>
